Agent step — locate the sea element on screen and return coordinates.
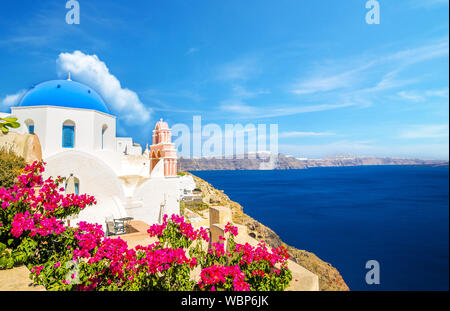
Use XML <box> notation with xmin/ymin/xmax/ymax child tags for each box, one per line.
<box><xmin>193</xmin><ymin>165</ymin><xmax>449</xmax><ymax>291</ymax></box>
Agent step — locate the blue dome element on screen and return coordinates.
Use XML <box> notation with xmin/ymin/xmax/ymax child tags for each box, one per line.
<box><xmin>18</xmin><ymin>80</ymin><xmax>110</xmax><ymax>114</ymax></box>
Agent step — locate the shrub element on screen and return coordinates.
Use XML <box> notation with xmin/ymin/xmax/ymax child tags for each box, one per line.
<box><xmin>179</xmin><ymin>200</ymin><xmax>185</xmax><ymax>216</ymax></box>
<box><xmin>0</xmin><ymin>161</ymin><xmax>96</xmax><ymax>269</ymax></box>
<box><xmin>185</xmin><ymin>202</ymin><xmax>209</xmax><ymax>211</ymax></box>
<box><xmin>0</xmin><ymin>148</ymin><xmax>26</xmax><ymax>190</ymax></box>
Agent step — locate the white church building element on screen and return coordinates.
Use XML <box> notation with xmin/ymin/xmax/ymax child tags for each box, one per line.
<box><xmin>1</xmin><ymin>77</ymin><xmax>188</xmax><ymax>228</ymax></box>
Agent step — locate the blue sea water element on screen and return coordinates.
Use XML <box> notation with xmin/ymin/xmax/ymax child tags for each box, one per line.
<box><xmin>193</xmin><ymin>166</ymin><xmax>449</xmax><ymax>291</ymax></box>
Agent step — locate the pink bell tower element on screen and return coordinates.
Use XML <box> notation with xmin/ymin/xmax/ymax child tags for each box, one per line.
<box><xmin>150</xmin><ymin>118</ymin><xmax>177</xmax><ymax>177</ymax></box>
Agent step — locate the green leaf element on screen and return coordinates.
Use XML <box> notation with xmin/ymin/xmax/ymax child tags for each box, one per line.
<box><xmin>7</xmin><ymin>258</ymin><xmax>14</xmax><ymax>269</ymax></box>
<box><xmin>0</xmin><ymin>257</ymin><xmax>7</xmax><ymax>268</ymax></box>
<box><xmin>0</xmin><ymin>117</ymin><xmax>18</xmax><ymax>122</ymax></box>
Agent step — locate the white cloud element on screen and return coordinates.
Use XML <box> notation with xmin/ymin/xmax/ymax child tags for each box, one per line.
<box><xmin>1</xmin><ymin>89</ymin><xmax>26</xmax><ymax>108</ymax></box>
<box><xmin>399</xmin><ymin>124</ymin><xmax>449</xmax><ymax>139</ymax></box>
<box><xmin>220</xmin><ymin>100</ymin><xmax>256</xmax><ymax>114</ymax></box>
<box><xmin>425</xmin><ymin>87</ymin><xmax>449</xmax><ymax>98</ymax></box>
<box><xmin>186</xmin><ymin>47</ymin><xmax>199</xmax><ymax>54</ymax></box>
<box><xmin>218</xmin><ymin>58</ymin><xmax>259</xmax><ymax>81</ymax></box>
<box><xmin>220</xmin><ymin>101</ymin><xmax>357</xmax><ymax>119</ymax></box>
<box><xmin>397</xmin><ymin>91</ymin><xmax>426</xmax><ymax>102</ymax></box>
<box><xmin>279</xmin><ymin>131</ymin><xmax>336</xmax><ymax>138</ymax></box>
<box><xmin>231</xmin><ymin>85</ymin><xmax>269</xmax><ymax>99</ymax></box>
<box><xmin>385</xmin><ymin>37</ymin><xmax>449</xmax><ymax>66</ymax></box>
<box><xmin>56</xmin><ymin>50</ymin><xmax>151</xmax><ymax>125</ymax></box>
<box><xmin>363</xmin><ymin>70</ymin><xmax>418</xmax><ymax>93</ymax></box>
<box><xmin>291</xmin><ymin>67</ymin><xmax>364</xmax><ymax>95</ymax></box>
<box><xmin>411</xmin><ymin>0</ymin><xmax>449</xmax><ymax>8</ymax></box>
<box><xmin>396</xmin><ymin>88</ymin><xmax>449</xmax><ymax>102</ymax></box>
<box><xmin>0</xmin><ymin>36</ymin><xmax>48</xmax><ymax>47</ymax></box>
<box><xmin>291</xmin><ymin>37</ymin><xmax>448</xmax><ymax>97</ymax></box>
<box><xmin>280</xmin><ymin>140</ymin><xmax>449</xmax><ymax>160</ymax></box>
<box><xmin>218</xmin><ymin>84</ymin><xmax>271</xmax><ymax>117</ymax></box>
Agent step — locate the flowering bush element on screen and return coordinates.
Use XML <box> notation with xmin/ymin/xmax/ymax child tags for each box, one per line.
<box><xmin>148</xmin><ymin>216</ymin><xmax>292</xmax><ymax>291</ymax></box>
<box><xmin>1</xmin><ymin>161</ymin><xmax>292</xmax><ymax>291</ymax></box>
<box><xmin>0</xmin><ymin>161</ymin><xmax>96</xmax><ymax>269</ymax></box>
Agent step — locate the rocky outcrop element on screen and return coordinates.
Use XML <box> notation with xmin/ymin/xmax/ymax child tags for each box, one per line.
<box><xmin>188</xmin><ymin>172</ymin><xmax>350</xmax><ymax>291</ymax></box>
<box><xmin>0</xmin><ymin>132</ymin><xmax>42</xmax><ymax>164</ymax></box>
<box><xmin>301</xmin><ymin>156</ymin><xmax>448</xmax><ymax>168</ymax></box>
<box><xmin>178</xmin><ymin>153</ymin><xmax>306</xmax><ymax>171</ymax></box>
<box><xmin>178</xmin><ymin>153</ymin><xmax>448</xmax><ymax>171</ymax></box>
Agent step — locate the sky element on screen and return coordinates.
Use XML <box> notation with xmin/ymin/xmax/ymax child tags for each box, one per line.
<box><xmin>0</xmin><ymin>0</ymin><xmax>448</xmax><ymax>159</ymax></box>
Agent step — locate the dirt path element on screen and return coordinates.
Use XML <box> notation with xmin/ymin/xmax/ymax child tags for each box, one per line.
<box><xmin>0</xmin><ymin>265</ymin><xmax>45</xmax><ymax>291</ymax></box>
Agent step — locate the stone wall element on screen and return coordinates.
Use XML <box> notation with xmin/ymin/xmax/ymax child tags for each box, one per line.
<box><xmin>0</xmin><ymin>132</ymin><xmax>42</xmax><ymax>164</ymax></box>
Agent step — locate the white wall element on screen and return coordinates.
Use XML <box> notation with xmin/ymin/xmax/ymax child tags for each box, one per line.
<box><xmin>120</xmin><ymin>154</ymin><xmax>150</xmax><ymax>177</ymax></box>
<box><xmin>130</xmin><ymin>176</ymin><xmax>180</xmax><ymax>225</ymax></box>
<box><xmin>43</xmin><ymin>150</ymin><xmax>127</xmax><ymax>229</ymax></box>
<box><xmin>116</xmin><ymin>137</ymin><xmax>132</xmax><ymax>154</ymax></box>
<box><xmin>179</xmin><ymin>175</ymin><xmax>196</xmax><ymax>197</ymax></box>
<box><xmin>94</xmin><ymin>112</ymin><xmax>116</xmax><ymax>152</ymax></box>
<box><xmin>11</xmin><ymin>106</ymin><xmax>116</xmax><ymax>158</ymax></box>
<box><xmin>116</xmin><ymin>137</ymin><xmax>142</xmax><ymax>155</ymax></box>
<box><xmin>150</xmin><ymin>156</ymin><xmax>165</xmax><ymax>178</ymax></box>
<box><xmin>9</xmin><ymin>107</ymin><xmax>48</xmax><ymax>137</ymax></box>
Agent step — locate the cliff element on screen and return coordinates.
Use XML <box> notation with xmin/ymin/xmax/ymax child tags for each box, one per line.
<box><xmin>187</xmin><ymin>172</ymin><xmax>350</xmax><ymax>291</ymax></box>
<box><xmin>178</xmin><ymin>153</ymin><xmax>448</xmax><ymax>171</ymax></box>
<box><xmin>178</xmin><ymin>153</ymin><xmax>304</xmax><ymax>171</ymax></box>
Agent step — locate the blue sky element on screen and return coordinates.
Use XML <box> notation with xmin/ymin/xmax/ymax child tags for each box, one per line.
<box><xmin>0</xmin><ymin>0</ymin><xmax>448</xmax><ymax>159</ymax></box>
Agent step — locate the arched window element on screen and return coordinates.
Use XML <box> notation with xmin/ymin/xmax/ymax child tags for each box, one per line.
<box><xmin>25</xmin><ymin>119</ymin><xmax>34</xmax><ymax>134</ymax></box>
<box><xmin>101</xmin><ymin>124</ymin><xmax>108</xmax><ymax>149</ymax></box>
<box><xmin>75</xmin><ymin>179</ymin><xmax>80</xmax><ymax>195</ymax></box>
<box><xmin>62</xmin><ymin>120</ymin><xmax>75</xmax><ymax>148</ymax></box>
<box><xmin>65</xmin><ymin>175</ymin><xmax>80</xmax><ymax>195</ymax></box>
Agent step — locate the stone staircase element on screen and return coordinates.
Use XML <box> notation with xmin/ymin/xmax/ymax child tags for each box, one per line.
<box><xmin>208</xmin><ymin>206</ymin><xmax>320</xmax><ymax>291</ymax></box>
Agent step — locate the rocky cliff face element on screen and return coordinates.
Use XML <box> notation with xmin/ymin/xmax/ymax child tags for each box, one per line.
<box><xmin>188</xmin><ymin>172</ymin><xmax>350</xmax><ymax>291</ymax></box>
<box><xmin>178</xmin><ymin>153</ymin><xmax>448</xmax><ymax>171</ymax></box>
<box><xmin>301</xmin><ymin>156</ymin><xmax>448</xmax><ymax>168</ymax></box>
<box><xmin>178</xmin><ymin>153</ymin><xmax>306</xmax><ymax>171</ymax></box>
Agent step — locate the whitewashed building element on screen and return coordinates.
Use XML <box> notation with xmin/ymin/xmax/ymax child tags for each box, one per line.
<box><xmin>4</xmin><ymin>77</ymin><xmax>181</xmax><ymax>228</ymax></box>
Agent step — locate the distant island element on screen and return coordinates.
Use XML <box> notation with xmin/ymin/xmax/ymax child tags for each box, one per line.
<box><xmin>178</xmin><ymin>153</ymin><xmax>449</xmax><ymax>171</ymax></box>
